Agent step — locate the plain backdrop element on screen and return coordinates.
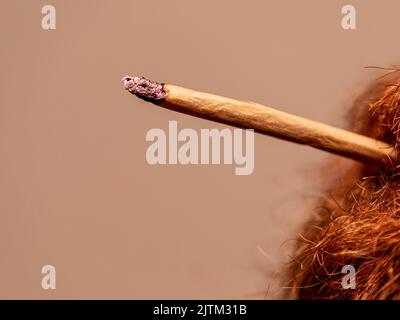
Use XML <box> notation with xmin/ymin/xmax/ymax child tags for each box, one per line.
<box><xmin>0</xmin><ymin>0</ymin><xmax>399</xmax><ymax>299</ymax></box>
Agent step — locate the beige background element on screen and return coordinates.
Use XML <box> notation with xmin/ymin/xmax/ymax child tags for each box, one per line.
<box><xmin>0</xmin><ymin>0</ymin><xmax>398</xmax><ymax>299</ymax></box>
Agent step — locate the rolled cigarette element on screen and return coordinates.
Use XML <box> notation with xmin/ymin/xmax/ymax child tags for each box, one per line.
<box><xmin>122</xmin><ymin>76</ymin><xmax>397</xmax><ymax>166</ymax></box>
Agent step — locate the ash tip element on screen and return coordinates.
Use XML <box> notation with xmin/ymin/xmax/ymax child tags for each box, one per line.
<box><xmin>122</xmin><ymin>75</ymin><xmax>166</xmax><ymax>101</ymax></box>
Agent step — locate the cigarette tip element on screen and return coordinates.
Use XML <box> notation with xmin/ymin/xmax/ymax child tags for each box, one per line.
<box><xmin>122</xmin><ymin>75</ymin><xmax>166</xmax><ymax>101</ymax></box>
